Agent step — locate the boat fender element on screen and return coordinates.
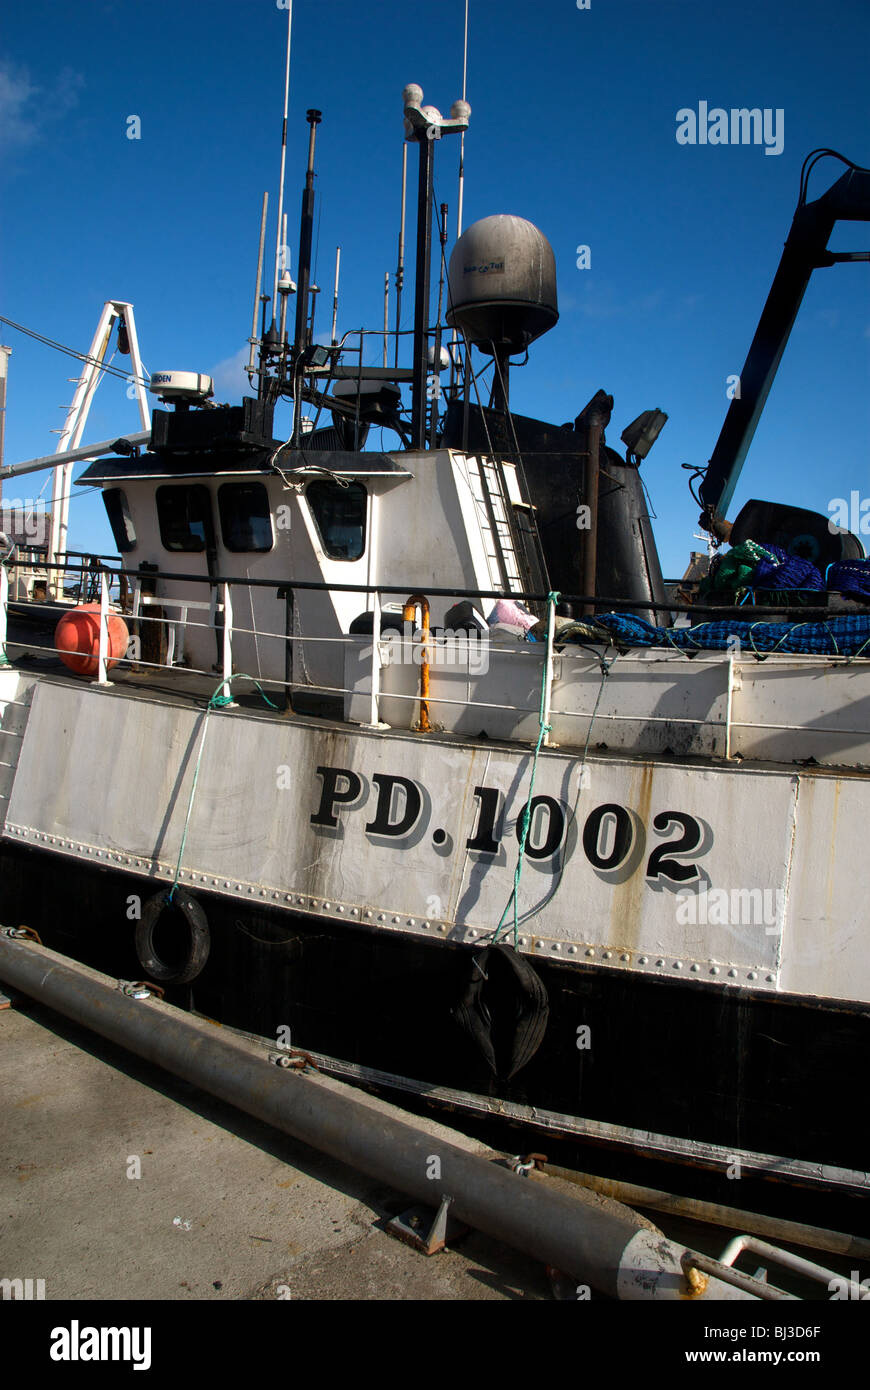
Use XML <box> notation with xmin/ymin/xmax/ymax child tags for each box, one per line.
<box><xmin>55</xmin><ymin>603</ymin><xmax>129</xmax><ymax>678</ymax></box>
<box><xmin>454</xmin><ymin>943</ymin><xmax>549</xmax><ymax>1080</ymax></box>
<box><xmin>135</xmin><ymin>888</ymin><xmax>210</xmax><ymax>984</ymax></box>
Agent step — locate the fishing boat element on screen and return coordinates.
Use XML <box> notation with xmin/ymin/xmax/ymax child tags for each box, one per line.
<box><xmin>2</xmin><ymin>51</ymin><xmax>870</xmax><ymax>1246</ymax></box>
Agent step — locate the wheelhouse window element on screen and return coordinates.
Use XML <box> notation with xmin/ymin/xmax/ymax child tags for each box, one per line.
<box><xmin>156</xmin><ymin>485</ymin><xmax>214</xmax><ymax>553</ymax></box>
<box><xmin>218</xmin><ymin>481</ymin><xmax>273</xmax><ymax>553</ymax></box>
<box><xmin>102</xmin><ymin>487</ymin><xmax>136</xmax><ymax>553</ymax></box>
<box><xmin>306</xmin><ymin>481</ymin><xmax>367</xmax><ymax>560</ymax></box>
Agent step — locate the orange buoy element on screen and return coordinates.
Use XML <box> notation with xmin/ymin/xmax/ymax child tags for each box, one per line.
<box><xmin>54</xmin><ymin>603</ymin><xmax>130</xmax><ymax>677</ymax></box>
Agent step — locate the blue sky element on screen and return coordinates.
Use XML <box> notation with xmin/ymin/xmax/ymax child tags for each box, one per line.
<box><xmin>1</xmin><ymin>0</ymin><xmax>869</xmax><ymax>576</ymax></box>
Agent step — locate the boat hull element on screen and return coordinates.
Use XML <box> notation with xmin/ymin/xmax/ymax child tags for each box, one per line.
<box><xmin>1</xmin><ymin>837</ymin><xmax>866</xmax><ymax>1226</ymax></box>
<box><xmin>1</xmin><ymin>667</ymin><xmax>868</xmax><ymax>1228</ymax></box>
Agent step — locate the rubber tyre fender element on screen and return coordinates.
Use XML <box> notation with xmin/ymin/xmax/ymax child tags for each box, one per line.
<box><xmin>454</xmin><ymin>943</ymin><xmax>549</xmax><ymax>1080</ymax></box>
<box><xmin>135</xmin><ymin>887</ymin><xmax>211</xmax><ymax>985</ymax></box>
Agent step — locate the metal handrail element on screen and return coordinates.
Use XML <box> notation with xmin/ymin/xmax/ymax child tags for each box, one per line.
<box><xmin>3</xmin><ymin>555</ymin><xmax>870</xmax><ymax>746</ymax></box>
<box><xmin>1</xmin><ymin>552</ymin><xmax>857</xmax><ymax>620</ymax></box>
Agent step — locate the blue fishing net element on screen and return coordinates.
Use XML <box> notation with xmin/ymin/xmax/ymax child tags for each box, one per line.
<box><xmin>580</xmin><ymin>612</ymin><xmax>870</xmax><ymax>656</ymax></box>
<box><xmin>751</xmin><ymin>544</ymin><xmax>824</xmax><ymax>591</ymax></box>
<box><xmin>827</xmin><ymin>558</ymin><xmax>870</xmax><ymax>599</ymax></box>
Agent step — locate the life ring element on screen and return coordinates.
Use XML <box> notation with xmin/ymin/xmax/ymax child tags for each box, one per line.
<box><xmin>135</xmin><ymin>887</ymin><xmax>210</xmax><ymax>984</ymax></box>
<box><xmin>453</xmin><ymin>942</ymin><xmax>549</xmax><ymax>1080</ymax></box>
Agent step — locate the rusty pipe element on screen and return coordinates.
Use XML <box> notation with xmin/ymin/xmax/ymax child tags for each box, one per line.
<box><xmin>402</xmin><ymin>593</ymin><xmax>430</xmax><ymax>732</ymax></box>
<box><xmin>530</xmin><ymin>1161</ymin><xmax>870</xmax><ymax>1262</ymax></box>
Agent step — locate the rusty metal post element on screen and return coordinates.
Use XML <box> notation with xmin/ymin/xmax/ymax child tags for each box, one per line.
<box><xmin>403</xmin><ymin>593</ymin><xmax>430</xmax><ymax>732</ymax></box>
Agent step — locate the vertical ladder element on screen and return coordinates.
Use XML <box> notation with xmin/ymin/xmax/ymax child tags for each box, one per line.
<box><xmin>464</xmin><ymin>453</ymin><xmax>525</xmax><ymax>594</ymax></box>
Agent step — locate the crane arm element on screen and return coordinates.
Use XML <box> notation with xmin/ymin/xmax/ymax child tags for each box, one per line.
<box><xmin>699</xmin><ymin>154</ymin><xmax>870</xmax><ymax>528</ymax></box>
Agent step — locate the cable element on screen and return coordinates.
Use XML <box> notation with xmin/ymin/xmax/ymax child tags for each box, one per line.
<box><xmin>681</xmin><ymin>461</ymin><xmax>706</xmax><ymax>508</ymax></box>
<box><xmin>798</xmin><ymin>148</ymin><xmax>870</xmax><ymax>207</ymax></box>
<box><xmin>0</xmin><ymin>315</ymin><xmax>148</xmax><ymax>387</ymax></box>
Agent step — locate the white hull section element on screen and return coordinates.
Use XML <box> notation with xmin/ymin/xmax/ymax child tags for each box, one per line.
<box><xmin>2</xmin><ymin>670</ymin><xmax>868</xmax><ymax>1007</ymax></box>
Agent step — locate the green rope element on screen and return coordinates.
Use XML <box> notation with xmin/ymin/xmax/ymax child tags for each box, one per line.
<box><xmin>168</xmin><ymin>674</ymin><xmax>279</xmax><ymax>901</ymax></box>
<box><xmin>493</xmin><ymin>593</ymin><xmax>560</xmax><ymax>950</ymax></box>
<box><xmin>209</xmin><ymin>673</ymin><xmax>280</xmax><ymax>711</ymax></box>
<box><xmin>845</xmin><ymin>634</ymin><xmax>870</xmax><ymax>663</ymax></box>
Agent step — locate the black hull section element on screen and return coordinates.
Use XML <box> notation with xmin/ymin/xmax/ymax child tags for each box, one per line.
<box><xmin>2</xmin><ymin>842</ymin><xmax>867</xmax><ymax>1230</ymax></box>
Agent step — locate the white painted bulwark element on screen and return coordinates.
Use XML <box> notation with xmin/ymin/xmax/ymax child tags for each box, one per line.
<box><xmin>0</xmin><ymin>670</ymin><xmax>32</xmax><ymax>824</ymax></box>
<box><xmin>729</xmin><ymin>658</ymin><xmax>870</xmax><ymax>765</ymax></box>
<box><xmin>345</xmin><ymin>638</ymin><xmax>870</xmax><ymax>766</ymax></box>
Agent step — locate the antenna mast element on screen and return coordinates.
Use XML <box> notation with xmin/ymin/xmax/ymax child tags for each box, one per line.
<box><xmin>430</xmin><ymin>202</ymin><xmax>449</xmax><ymax>447</ymax></box>
<box><xmin>248</xmin><ymin>192</ymin><xmax>269</xmax><ymax>375</ymax></box>
<box><xmin>272</xmin><ymin>3</ymin><xmax>293</xmax><ymax>313</ymax></box>
<box><xmin>457</xmin><ymin>0</ymin><xmax>469</xmax><ymax>239</ymax></box>
<box><xmin>293</xmin><ymin>109</ymin><xmax>322</xmax><ymax>362</ymax></box>
<box><xmin>331</xmin><ymin>246</ymin><xmax>341</xmax><ymax>345</ymax></box>
<box><xmin>291</xmin><ymin>108</ymin><xmax>322</xmax><ymax>443</ymax></box>
<box><xmin>403</xmin><ymin>86</ymin><xmax>469</xmax><ymax>450</ymax></box>
<box><xmin>278</xmin><ymin>213</ymin><xmax>291</xmax><ymax>344</ymax></box>
<box><xmin>394</xmin><ymin>144</ymin><xmax>408</xmax><ymax>369</ymax></box>
<box><xmin>451</xmin><ymin>0</ymin><xmax>470</xmax><ymax>394</ymax></box>
<box><xmin>0</xmin><ymin>345</ymin><xmax>10</xmax><ymax>493</ymax></box>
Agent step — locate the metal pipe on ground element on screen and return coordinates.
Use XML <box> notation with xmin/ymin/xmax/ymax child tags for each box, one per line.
<box><xmin>0</xmin><ymin>934</ymin><xmax>753</xmax><ymax>1301</ymax></box>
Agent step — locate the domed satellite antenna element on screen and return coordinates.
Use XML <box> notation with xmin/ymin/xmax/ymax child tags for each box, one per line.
<box><xmin>446</xmin><ymin>214</ymin><xmax>558</xmax><ymax>410</ymax></box>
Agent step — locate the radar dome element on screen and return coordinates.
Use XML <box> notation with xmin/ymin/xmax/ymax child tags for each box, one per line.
<box><xmin>446</xmin><ymin>215</ymin><xmax>558</xmax><ymax>354</ymax></box>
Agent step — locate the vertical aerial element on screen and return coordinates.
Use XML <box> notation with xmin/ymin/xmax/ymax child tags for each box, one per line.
<box><xmin>272</xmin><ymin>3</ymin><xmax>293</xmax><ymax>319</ymax></box>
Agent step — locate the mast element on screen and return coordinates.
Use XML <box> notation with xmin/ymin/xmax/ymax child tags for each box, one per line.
<box><xmin>278</xmin><ymin>215</ymin><xmax>291</xmax><ymax>345</ymax></box>
<box><xmin>257</xmin><ymin>5</ymin><xmax>292</xmax><ymax>401</ymax></box>
<box><xmin>0</xmin><ymin>345</ymin><xmax>10</xmax><ymax>501</ymax></box>
<box><xmin>450</xmin><ymin>0</ymin><xmax>470</xmax><ymax>395</ymax></box>
<box><xmin>403</xmin><ymin>85</ymin><xmax>469</xmax><ymax>450</ymax></box>
<box><xmin>272</xmin><ymin>4</ymin><xmax>293</xmax><ymax>313</ymax></box>
<box><xmin>410</xmin><ymin>123</ymin><xmax>434</xmax><ymax>450</ymax></box>
<box><xmin>394</xmin><ymin>144</ymin><xmax>408</xmax><ymax>369</ymax></box>
<box><xmin>430</xmin><ymin>203</ymin><xmax>449</xmax><ymax>447</ymax></box>
<box><xmin>457</xmin><ymin>0</ymin><xmax>469</xmax><ymax>240</ymax></box>
<box><xmin>307</xmin><ymin>281</ymin><xmax>320</xmax><ymax>346</ymax></box>
<box><xmin>248</xmin><ymin>192</ymin><xmax>269</xmax><ymax>376</ymax></box>
<box><xmin>331</xmin><ymin>246</ymin><xmax>341</xmax><ymax>345</ymax></box>
<box><xmin>293</xmin><ymin>109</ymin><xmax>322</xmax><ymax>362</ymax></box>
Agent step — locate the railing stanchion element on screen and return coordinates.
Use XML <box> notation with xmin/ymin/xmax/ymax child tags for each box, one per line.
<box><xmin>363</xmin><ymin>591</ymin><xmax>389</xmax><ymax>729</ymax></box>
<box><xmin>542</xmin><ymin>592</ymin><xmax>557</xmax><ymax>747</ymax></box>
<box><xmin>277</xmin><ymin>585</ymin><xmax>295</xmax><ymax>714</ymax></box>
<box><xmin>95</xmin><ymin>569</ymin><xmax>112</xmax><ymax>686</ymax></box>
<box><xmin>0</xmin><ymin>565</ymin><xmax>9</xmax><ymax>667</ymax></box>
<box><xmin>221</xmin><ymin>582</ymin><xmax>235</xmax><ymax>695</ymax></box>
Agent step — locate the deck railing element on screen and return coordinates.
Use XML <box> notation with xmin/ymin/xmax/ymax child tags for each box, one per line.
<box><xmin>0</xmin><ymin>554</ymin><xmax>866</xmax><ymax>743</ymax></box>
